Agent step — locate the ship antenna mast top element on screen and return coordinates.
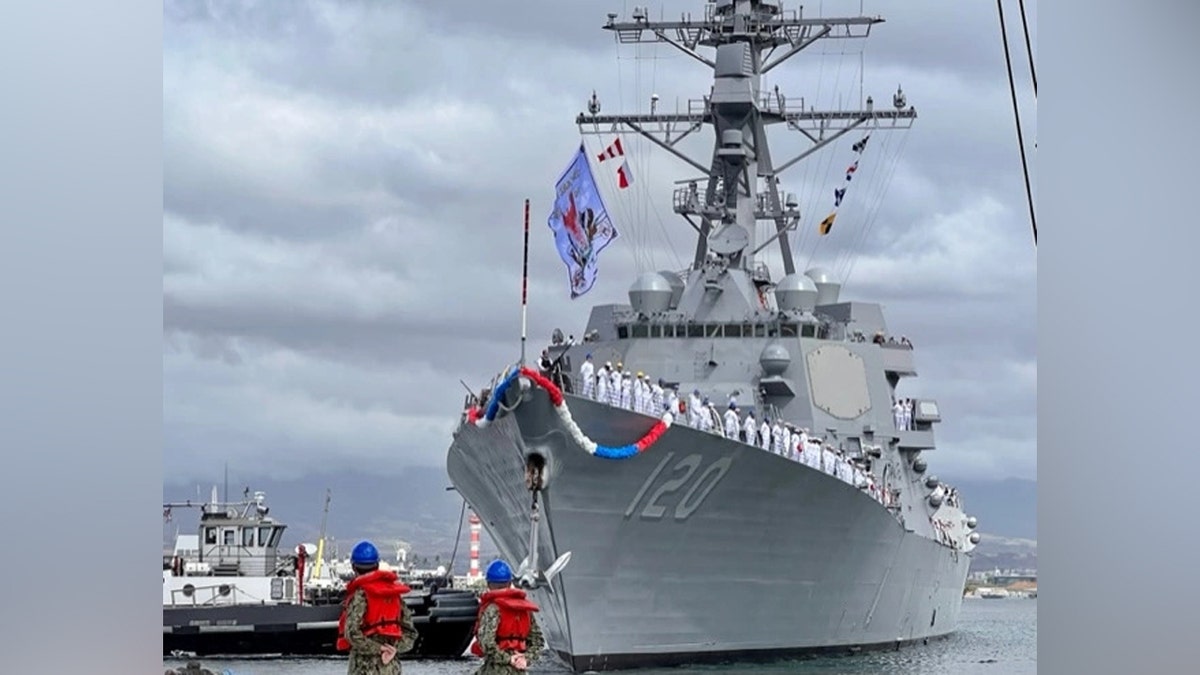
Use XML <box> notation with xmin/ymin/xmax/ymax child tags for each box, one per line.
<box><xmin>579</xmin><ymin>0</ymin><xmax>916</xmax><ymax>276</ymax></box>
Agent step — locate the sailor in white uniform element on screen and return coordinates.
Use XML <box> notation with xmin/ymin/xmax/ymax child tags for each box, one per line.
<box><xmin>706</xmin><ymin>400</ymin><xmax>724</xmax><ymax>436</ymax></box>
<box><xmin>836</xmin><ymin>452</ymin><xmax>852</xmax><ymax>483</ymax></box>
<box><xmin>742</xmin><ymin>411</ymin><xmax>757</xmax><ymax>445</ymax></box>
<box><xmin>687</xmin><ymin>389</ymin><xmax>704</xmax><ymax>427</ymax></box>
<box><xmin>796</xmin><ymin>432</ymin><xmax>816</xmax><ymax>466</ymax></box>
<box><xmin>596</xmin><ymin>362</ymin><xmax>610</xmax><ymax>404</ymax></box>
<box><xmin>697</xmin><ymin>398</ymin><xmax>714</xmax><ymax>433</ymax></box>
<box><xmin>821</xmin><ymin>444</ymin><xmax>836</xmax><ymax>475</ymax></box>
<box><xmin>789</xmin><ymin>428</ymin><xmax>802</xmax><ymax>461</ymax></box>
<box><xmin>723</xmin><ymin>403</ymin><xmax>741</xmax><ymax>440</ymax></box>
<box><xmin>608</xmin><ymin>364</ymin><xmax>622</xmax><ymax>406</ymax></box>
<box><xmin>579</xmin><ymin>354</ymin><xmax>596</xmax><ymax>399</ymax></box>
<box><xmin>638</xmin><ymin>373</ymin><xmax>652</xmax><ymax>414</ymax></box>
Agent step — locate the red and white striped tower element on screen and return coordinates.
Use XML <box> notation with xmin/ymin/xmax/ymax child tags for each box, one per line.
<box><xmin>468</xmin><ymin>511</ymin><xmax>482</xmax><ymax>580</ymax></box>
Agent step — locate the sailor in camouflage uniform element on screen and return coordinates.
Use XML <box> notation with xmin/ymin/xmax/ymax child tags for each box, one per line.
<box><xmin>337</xmin><ymin>541</ymin><xmax>418</xmax><ymax>675</ymax></box>
<box><xmin>470</xmin><ymin>560</ymin><xmax>545</xmax><ymax>674</ymax></box>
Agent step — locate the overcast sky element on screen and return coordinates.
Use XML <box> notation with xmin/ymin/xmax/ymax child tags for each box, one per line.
<box><xmin>163</xmin><ymin>0</ymin><xmax>1036</xmax><ymax>485</ymax></box>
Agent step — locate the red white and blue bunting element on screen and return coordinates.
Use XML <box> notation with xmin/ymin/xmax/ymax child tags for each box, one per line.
<box><xmin>473</xmin><ymin>366</ymin><xmax>674</xmax><ymax>460</ymax></box>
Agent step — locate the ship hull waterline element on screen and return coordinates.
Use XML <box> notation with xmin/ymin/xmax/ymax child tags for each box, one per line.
<box><xmin>447</xmin><ymin>389</ymin><xmax>971</xmax><ymax>672</ymax></box>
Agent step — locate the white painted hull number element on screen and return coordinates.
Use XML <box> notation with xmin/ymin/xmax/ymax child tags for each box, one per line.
<box><xmin>624</xmin><ymin>452</ymin><xmax>733</xmax><ymax>521</ymax></box>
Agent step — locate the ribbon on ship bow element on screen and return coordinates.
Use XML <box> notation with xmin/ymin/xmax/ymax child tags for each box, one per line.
<box><xmin>473</xmin><ymin>366</ymin><xmax>673</xmax><ymax>460</ymax></box>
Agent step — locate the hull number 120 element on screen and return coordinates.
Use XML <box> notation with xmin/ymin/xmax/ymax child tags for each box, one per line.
<box><xmin>623</xmin><ymin>452</ymin><xmax>733</xmax><ymax>521</ymax></box>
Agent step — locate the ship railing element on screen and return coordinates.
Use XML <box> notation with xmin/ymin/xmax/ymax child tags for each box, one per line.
<box><xmin>757</xmin><ymin>92</ymin><xmax>809</xmax><ymax>117</ymax></box>
<box><xmin>671</xmin><ymin>183</ymin><xmax>706</xmax><ymax>215</ymax></box>
<box><xmin>166</xmin><ymin>581</ymin><xmax>271</xmax><ymax>608</ymax></box>
<box><xmin>698</xmin><ymin>1</ymin><xmax>805</xmax><ymax>32</ymax></box>
<box><xmin>611</xmin><ymin>319</ymin><xmax>818</xmax><ymax>340</ymax></box>
<box><xmin>686</xmin><ymin>97</ymin><xmax>710</xmax><ymax>118</ymax></box>
<box><xmin>676</xmin><ymin>92</ymin><xmax>806</xmax><ymax>119</ymax></box>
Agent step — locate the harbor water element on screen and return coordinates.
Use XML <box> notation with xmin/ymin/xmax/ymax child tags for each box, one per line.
<box><xmin>164</xmin><ymin>598</ymin><xmax>1035</xmax><ymax>675</ymax></box>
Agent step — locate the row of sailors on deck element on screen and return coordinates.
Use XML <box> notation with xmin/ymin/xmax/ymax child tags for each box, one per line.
<box><xmin>687</xmin><ymin>403</ymin><xmax>890</xmax><ymax>506</ymax></box>
<box><xmin>579</xmin><ymin>356</ymin><xmax>672</xmax><ymax>414</ymax></box>
<box><xmin>576</xmin><ymin>355</ymin><xmax>891</xmax><ymax>506</ymax></box>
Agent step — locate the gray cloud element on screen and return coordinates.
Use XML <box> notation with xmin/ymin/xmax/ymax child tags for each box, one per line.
<box><xmin>164</xmin><ymin>0</ymin><xmax>1036</xmax><ymax>483</ymax></box>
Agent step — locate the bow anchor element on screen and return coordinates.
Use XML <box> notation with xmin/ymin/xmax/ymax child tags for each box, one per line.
<box><xmin>516</xmin><ymin>456</ymin><xmax>571</xmax><ymax>591</ymax></box>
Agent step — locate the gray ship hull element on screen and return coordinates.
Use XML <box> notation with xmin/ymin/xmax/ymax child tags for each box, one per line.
<box><xmin>447</xmin><ymin>389</ymin><xmax>970</xmax><ymax>671</ymax></box>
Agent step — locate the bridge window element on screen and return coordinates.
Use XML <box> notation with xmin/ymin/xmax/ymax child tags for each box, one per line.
<box><xmin>780</xmin><ymin>323</ymin><xmax>798</xmax><ymax>337</ymax></box>
<box><xmin>631</xmin><ymin>324</ymin><xmax>649</xmax><ymax>338</ymax></box>
<box><xmin>242</xmin><ymin>527</ymin><xmax>255</xmax><ymax>547</ymax></box>
<box><xmin>724</xmin><ymin>323</ymin><xmax>742</xmax><ymax>338</ymax></box>
<box><xmin>802</xmin><ymin>324</ymin><xmax>817</xmax><ymax>338</ymax></box>
<box><xmin>205</xmin><ymin>527</ymin><xmax>217</xmax><ymax>545</ymax></box>
<box><xmin>651</xmin><ymin>325</ymin><xmax>662</xmax><ymax>338</ymax></box>
<box><xmin>617</xmin><ymin>326</ymin><xmax>629</xmax><ymax>339</ymax></box>
<box><xmin>223</xmin><ymin>529</ymin><xmax>235</xmax><ymax>545</ymax></box>
<box><xmin>687</xmin><ymin>324</ymin><xmax>704</xmax><ymax>338</ymax></box>
<box><xmin>706</xmin><ymin>324</ymin><xmax>722</xmax><ymax>338</ymax></box>
<box><xmin>754</xmin><ymin>325</ymin><xmax>766</xmax><ymax>337</ymax></box>
<box><xmin>259</xmin><ymin>526</ymin><xmax>272</xmax><ymax>547</ymax></box>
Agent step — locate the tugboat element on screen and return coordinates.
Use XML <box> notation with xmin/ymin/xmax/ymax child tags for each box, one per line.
<box><xmin>162</xmin><ymin>488</ymin><xmax>478</xmax><ymax>658</ymax></box>
<box><xmin>447</xmin><ymin>1</ymin><xmax>980</xmax><ymax>671</ymax></box>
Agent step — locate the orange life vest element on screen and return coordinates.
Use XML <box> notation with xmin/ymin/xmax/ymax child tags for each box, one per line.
<box><xmin>469</xmin><ymin>587</ymin><xmax>540</xmax><ymax>656</ymax></box>
<box><xmin>336</xmin><ymin>570</ymin><xmax>411</xmax><ymax>651</ymax></box>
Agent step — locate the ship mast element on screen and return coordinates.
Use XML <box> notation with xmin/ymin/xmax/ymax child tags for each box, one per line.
<box><xmin>577</xmin><ymin>0</ymin><xmax>915</xmax><ymax>280</ymax></box>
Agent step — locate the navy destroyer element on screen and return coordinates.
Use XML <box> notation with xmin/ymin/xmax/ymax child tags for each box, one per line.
<box><xmin>447</xmin><ymin>1</ymin><xmax>978</xmax><ymax>670</ymax></box>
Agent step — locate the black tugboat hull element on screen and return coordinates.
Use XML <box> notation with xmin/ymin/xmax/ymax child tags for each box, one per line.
<box><xmin>163</xmin><ymin>590</ymin><xmax>479</xmax><ymax>658</ymax></box>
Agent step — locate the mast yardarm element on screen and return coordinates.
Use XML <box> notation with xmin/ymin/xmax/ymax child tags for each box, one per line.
<box><xmin>577</xmin><ymin>0</ymin><xmax>916</xmax><ymax>278</ymax></box>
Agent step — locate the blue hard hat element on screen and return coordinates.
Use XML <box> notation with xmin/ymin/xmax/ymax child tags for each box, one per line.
<box><xmin>485</xmin><ymin>559</ymin><xmax>513</xmax><ymax>583</ymax></box>
<box><xmin>350</xmin><ymin>541</ymin><xmax>380</xmax><ymax>566</ymax></box>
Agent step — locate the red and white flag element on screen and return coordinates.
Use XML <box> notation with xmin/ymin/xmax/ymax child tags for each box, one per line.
<box><xmin>617</xmin><ymin>159</ymin><xmax>634</xmax><ymax>189</ymax></box>
<box><xmin>597</xmin><ymin>137</ymin><xmax>624</xmax><ymax>162</ymax></box>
